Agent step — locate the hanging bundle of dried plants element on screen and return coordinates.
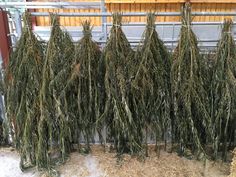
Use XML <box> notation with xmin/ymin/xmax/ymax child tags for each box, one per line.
<box><xmin>131</xmin><ymin>13</ymin><xmax>171</xmax><ymax>156</ymax></box>
<box><xmin>171</xmin><ymin>3</ymin><xmax>211</xmax><ymax>158</ymax></box>
<box><xmin>100</xmin><ymin>13</ymin><xmax>142</xmax><ymax>155</ymax></box>
<box><xmin>37</xmin><ymin>14</ymin><xmax>74</xmax><ymax>173</ymax></box>
<box><xmin>54</xmin><ymin>20</ymin><xmax>103</xmax><ymax>152</ymax></box>
<box><xmin>211</xmin><ymin>19</ymin><xmax>236</xmax><ymax>161</ymax></box>
<box><xmin>5</xmin><ymin>12</ymin><xmax>44</xmax><ymax>170</ymax></box>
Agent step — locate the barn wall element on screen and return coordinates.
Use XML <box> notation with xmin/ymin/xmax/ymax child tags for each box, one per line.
<box><xmin>35</xmin><ymin>0</ymin><xmax>236</xmax><ymax>26</ymax></box>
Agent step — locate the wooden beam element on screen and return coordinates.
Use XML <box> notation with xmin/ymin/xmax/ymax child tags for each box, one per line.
<box><xmin>0</xmin><ymin>9</ymin><xmax>11</xmax><ymax>68</ymax></box>
<box><xmin>105</xmin><ymin>0</ymin><xmax>236</xmax><ymax>3</ymax></box>
<box><xmin>105</xmin><ymin>0</ymin><xmax>185</xmax><ymax>3</ymax></box>
<box><xmin>191</xmin><ymin>0</ymin><xmax>236</xmax><ymax>3</ymax></box>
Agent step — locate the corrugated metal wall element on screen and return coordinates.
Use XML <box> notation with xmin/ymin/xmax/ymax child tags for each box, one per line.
<box><xmin>35</xmin><ymin>0</ymin><xmax>236</xmax><ymax>26</ymax></box>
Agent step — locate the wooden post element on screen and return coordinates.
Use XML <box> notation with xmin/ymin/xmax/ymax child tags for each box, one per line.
<box><xmin>0</xmin><ymin>9</ymin><xmax>12</xmax><ymax>68</ymax></box>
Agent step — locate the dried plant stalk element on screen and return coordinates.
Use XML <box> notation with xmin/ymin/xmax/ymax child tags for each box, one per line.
<box><xmin>171</xmin><ymin>3</ymin><xmax>211</xmax><ymax>157</ymax></box>
<box><xmin>5</xmin><ymin>12</ymin><xmax>44</xmax><ymax>170</ymax></box>
<box><xmin>100</xmin><ymin>13</ymin><xmax>142</xmax><ymax>155</ymax></box>
<box><xmin>131</xmin><ymin>13</ymin><xmax>171</xmax><ymax>156</ymax></box>
<box><xmin>37</xmin><ymin>14</ymin><xmax>74</xmax><ymax>173</ymax></box>
<box><xmin>211</xmin><ymin>19</ymin><xmax>236</xmax><ymax>161</ymax></box>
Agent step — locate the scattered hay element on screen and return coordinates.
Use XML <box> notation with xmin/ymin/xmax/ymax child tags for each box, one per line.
<box><xmin>230</xmin><ymin>148</ymin><xmax>236</xmax><ymax>177</ymax></box>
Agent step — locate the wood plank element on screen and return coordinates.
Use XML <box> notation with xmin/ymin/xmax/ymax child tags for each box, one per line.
<box><xmin>127</xmin><ymin>4</ymin><xmax>131</xmax><ymax>23</ymax></box>
<box><xmin>140</xmin><ymin>3</ymin><xmax>146</xmax><ymax>22</ymax></box>
<box><xmin>64</xmin><ymin>9</ymin><xmax>70</xmax><ymax>26</ymax></box>
<box><xmin>107</xmin><ymin>3</ymin><xmax>112</xmax><ymax>23</ymax></box>
<box><xmin>105</xmin><ymin>0</ymin><xmax>236</xmax><ymax>3</ymax></box>
<box><xmin>192</xmin><ymin>3</ymin><xmax>201</xmax><ymax>21</ymax></box>
<box><xmin>172</xmin><ymin>3</ymin><xmax>179</xmax><ymax>22</ymax></box>
<box><xmin>227</xmin><ymin>3</ymin><xmax>234</xmax><ymax>20</ymax></box>
<box><xmin>82</xmin><ymin>6</ymin><xmax>89</xmax><ymax>25</ymax></box>
<box><xmin>96</xmin><ymin>8</ymin><xmax>101</xmax><ymax>26</ymax></box>
<box><xmin>105</xmin><ymin>0</ymin><xmax>185</xmax><ymax>3</ymax></box>
<box><xmin>209</xmin><ymin>3</ymin><xmax>214</xmax><ymax>21</ymax></box>
<box><xmin>131</xmin><ymin>4</ymin><xmax>136</xmax><ymax>22</ymax></box>
<box><xmin>59</xmin><ymin>6</ymin><xmax>65</xmax><ymax>26</ymax></box>
<box><xmin>205</xmin><ymin>3</ymin><xmax>210</xmax><ymax>22</ymax></box>
<box><xmin>165</xmin><ymin>3</ymin><xmax>170</xmax><ymax>22</ymax></box>
<box><xmin>74</xmin><ymin>5</ymin><xmax>80</xmax><ymax>26</ymax></box>
<box><xmin>36</xmin><ymin>9</ymin><xmax>43</xmax><ymax>26</ymax></box>
<box><xmin>158</xmin><ymin>4</ymin><xmax>166</xmax><ymax>22</ymax></box>
<box><xmin>136</xmin><ymin>3</ymin><xmax>141</xmax><ymax>22</ymax></box>
<box><xmin>176</xmin><ymin>3</ymin><xmax>181</xmax><ymax>21</ymax></box>
<box><xmin>170</xmin><ymin>3</ymin><xmax>177</xmax><ymax>21</ymax></box>
<box><xmin>215</xmin><ymin>3</ymin><xmax>220</xmax><ymax>21</ymax></box>
<box><xmin>191</xmin><ymin>0</ymin><xmax>236</xmax><ymax>3</ymax></box>
<box><xmin>69</xmin><ymin>0</ymin><xmax>75</xmax><ymax>26</ymax></box>
<box><xmin>231</xmin><ymin>3</ymin><xmax>236</xmax><ymax>21</ymax></box>
<box><xmin>35</xmin><ymin>0</ymin><xmax>236</xmax><ymax>26</ymax></box>
<box><xmin>220</xmin><ymin>3</ymin><xmax>226</xmax><ymax>22</ymax></box>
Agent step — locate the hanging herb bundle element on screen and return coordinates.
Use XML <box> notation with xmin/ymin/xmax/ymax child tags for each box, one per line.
<box><xmin>0</xmin><ymin>69</ymin><xmax>6</xmax><ymax>145</ymax></box>
<box><xmin>56</xmin><ymin>20</ymin><xmax>103</xmax><ymax>152</ymax></box>
<box><xmin>76</xmin><ymin>21</ymin><xmax>104</xmax><ymax>152</ymax></box>
<box><xmin>0</xmin><ymin>120</ymin><xmax>3</xmax><ymax>145</ymax></box>
<box><xmin>100</xmin><ymin>13</ymin><xmax>141</xmax><ymax>155</ymax></box>
<box><xmin>211</xmin><ymin>19</ymin><xmax>236</xmax><ymax>161</ymax></box>
<box><xmin>5</xmin><ymin>12</ymin><xmax>44</xmax><ymax>170</ymax></box>
<box><xmin>171</xmin><ymin>3</ymin><xmax>211</xmax><ymax>157</ymax></box>
<box><xmin>37</xmin><ymin>14</ymin><xmax>74</xmax><ymax>171</ymax></box>
<box><xmin>5</xmin><ymin>13</ymin><xmax>32</xmax><ymax>149</ymax></box>
<box><xmin>131</xmin><ymin>13</ymin><xmax>171</xmax><ymax>156</ymax></box>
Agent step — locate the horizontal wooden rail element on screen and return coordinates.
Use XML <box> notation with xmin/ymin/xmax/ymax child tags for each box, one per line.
<box><xmin>105</xmin><ymin>0</ymin><xmax>236</xmax><ymax>3</ymax></box>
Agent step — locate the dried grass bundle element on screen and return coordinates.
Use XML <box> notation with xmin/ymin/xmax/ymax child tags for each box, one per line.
<box><xmin>58</xmin><ymin>20</ymin><xmax>103</xmax><ymax>152</ymax></box>
<box><xmin>76</xmin><ymin>21</ymin><xmax>103</xmax><ymax>152</ymax></box>
<box><xmin>100</xmin><ymin>13</ymin><xmax>141</xmax><ymax>155</ymax></box>
<box><xmin>131</xmin><ymin>13</ymin><xmax>171</xmax><ymax>156</ymax></box>
<box><xmin>211</xmin><ymin>19</ymin><xmax>236</xmax><ymax>161</ymax></box>
<box><xmin>5</xmin><ymin>12</ymin><xmax>44</xmax><ymax>170</ymax></box>
<box><xmin>171</xmin><ymin>3</ymin><xmax>210</xmax><ymax>157</ymax></box>
<box><xmin>37</xmin><ymin>14</ymin><xmax>74</xmax><ymax>173</ymax></box>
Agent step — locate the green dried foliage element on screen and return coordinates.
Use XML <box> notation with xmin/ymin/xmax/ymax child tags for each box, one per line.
<box><xmin>37</xmin><ymin>14</ymin><xmax>74</xmax><ymax>171</ymax></box>
<box><xmin>5</xmin><ymin>16</ymin><xmax>30</xmax><ymax>149</ymax></box>
<box><xmin>3</xmin><ymin>5</ymin><xmax>236</xmax><ymax>174</ymax></box>
<box><xmin>131</xmin><ymin>13</ymin><xmax>171</xmax><ymax>156</ymax></box>
<box><xmin>0</xmin><ymin>121</ymin><xmax>3</xmax><ymax>145</ymax></box>
<box><xmin>0</xmin><ymin>71</ymin><xmax>7</xmax><ymax>145</ymax></box>
<box><xmin>76</xmin><ymin>21</ymin><xmax>103</xmax><ymax>151</ymax></box>
<box><xmin>5</xmin><ymin>12</ymin><xmax>44</xmax><ymax>170</ymax></box>
<box><xmin>211</xmin><ymin>19</ymin><xmax>236</xmax><ymax>161</ymax></box>
<box><xmin>100</xmin><ymin>13</ymin><xmax>141</xmax><ymax>155</ymax></box>
<box><xmin>58</xmin><ymin>20</ymin><xmax>103</xmax><ymax>152</ymax></box>
<box><xmin>171</xmin><ymin>3</ymin><xmax>211</xmax><ymax>157</ymax></box>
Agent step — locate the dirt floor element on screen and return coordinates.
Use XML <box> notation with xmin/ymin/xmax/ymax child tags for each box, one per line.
<box><xmin>0</xmin><ymin>145</ymin><xmax>233</xmax><ymax>177</ymax></box>
<box><xmin>230</xmin><ymin>148</ymin><xmax>236</xmax><ymax>177</ymax></box>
